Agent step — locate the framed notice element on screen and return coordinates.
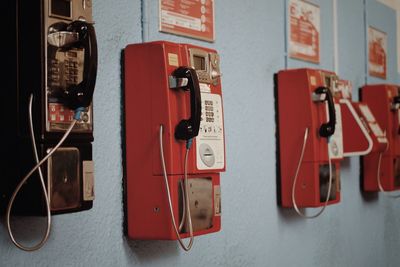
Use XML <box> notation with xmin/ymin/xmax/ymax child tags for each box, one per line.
<box><xmin>159</xmin><ymin>0</ymin><xmax>215</xmax><ymax>42</ymax></box>
<box><xmin>368</xmin><ymin>26</ymin><xmax>387</xmax><ymax>79</ymax></box>
<box><xmin>288</xmin><ymin>0</ymin><xmax>320</xmax><ymax>63</ymax></box>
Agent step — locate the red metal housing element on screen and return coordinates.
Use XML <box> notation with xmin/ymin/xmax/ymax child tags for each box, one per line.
<box><xmin>276</xmin><ymin>68</ymin><xmax>343</xmax><ymax>208</ymax></box>
<box><xmin>124</xmin><ymin>41</ymin><xmax>225</xmax><ymax>239</ymax></box>
<box><xmin>361</xmin><ymin>84</ymin><xmax>399</xmax><ymax>192</ymax></box>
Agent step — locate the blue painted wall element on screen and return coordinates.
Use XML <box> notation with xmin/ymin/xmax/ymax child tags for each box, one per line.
<box><xmin>1</xmin><ymin>0</ymin><xmax>399</xmax><ymax>266</ymax></box>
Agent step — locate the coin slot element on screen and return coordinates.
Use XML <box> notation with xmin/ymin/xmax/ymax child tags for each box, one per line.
<box><xmin>199</xmin><ymin>143</ymin><xmax>215</xmax><ymax>167</ymax></box>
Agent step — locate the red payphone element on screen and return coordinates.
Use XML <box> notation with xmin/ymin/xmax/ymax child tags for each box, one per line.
<box><xmin>276</xmin><ymin>68</ymin><xmax>343</xmax><ymax>218</ymax></box>
<box><xmin>360</xmin><ymin>84</ymin><xmax>400</xmax><ymax>194</ymax></box>
<box><xmin>124</xmin><ymin>41</ymin><xmax>225</xmax><ymax>250</ymax></box>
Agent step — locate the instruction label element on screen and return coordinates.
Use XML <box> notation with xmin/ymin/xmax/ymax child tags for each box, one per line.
<box><xmin>160</xmin><ymin>0</ymin><xmax>215</xmax><ymax>42</ymax></box>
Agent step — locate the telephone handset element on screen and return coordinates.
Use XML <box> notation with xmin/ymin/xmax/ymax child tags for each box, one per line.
<box><xmin>392</xmin><ymin>96</ymin><xmax>400</xmax><ymax>110</ymax></box>
<box><xmin>314</xmin><ymin>87</ymin><xmax>336</xmax><ymax>138</ymax></box>
<box><xmin>392</xmin><ymin>96</ymin><xmax>400</xmax><ymax>136</ymax></box>
<box><xmin>172</xmin><ymin>67</ymin><xmax>201</xmax><ymax>140</ymax></box>
<box><xmin>48</xmin><ymin>20</ymin><xmax>98</xmax><ymax>109</ymax></box>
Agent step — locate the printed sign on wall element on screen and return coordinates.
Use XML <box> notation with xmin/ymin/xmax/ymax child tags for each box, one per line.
<box><xmin>159</xmin><ymin>0</ymin><xmax>215</xmax><ymax>42</ymax></box>
<box><xmin>368</xmin><ymin>26</ymin><xmax>387</xmax><ymax>79</ymax></box>
<box><xmin>288</xmin><ymin>0</ymin><xmax>320</xmax><ymax>63</ymax></box>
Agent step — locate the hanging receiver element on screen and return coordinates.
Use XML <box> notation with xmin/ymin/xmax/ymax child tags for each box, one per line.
<box><xmin>313</xmin><ymin>87</ymin><xmax>336</xmax><ymax>138</ymax></box>
<box><xmin>170</xmin><ymin>67</ymin><xmax>202</xmax><ymax>141</ymax></box>
<box><xmin>392</xmin><ymin>96</ymin><xmax>400</xmax><ymax>111</ymax></box>
<box><xmin>60</xmin><ymin>21</ymin><xmax>97</xmax><ymax>109</ymax></box>
<box><xmin>48</xmin><ymin>20</ymin><xmax>98</xmax><ymax>109</ymax></box>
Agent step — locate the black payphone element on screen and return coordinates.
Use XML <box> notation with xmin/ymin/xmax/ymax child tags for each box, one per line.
<box><xmin>3</xmin><ymin>0</ymin><xmax>97</xmax><ymax>251</ymax></box>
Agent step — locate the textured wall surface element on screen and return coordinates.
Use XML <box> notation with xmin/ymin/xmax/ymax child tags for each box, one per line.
<box><xmin>1</xmin><ymin>0</ymin><xmax>400</xmax><ymax>266</ymax></box>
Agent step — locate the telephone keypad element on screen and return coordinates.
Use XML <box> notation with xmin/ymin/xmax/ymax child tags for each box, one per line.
<box><xmin>200</xmin><ymin>98</ymin><xmax>222</xmax><ymax>135</ymax></box>
<box><xmin>47</xmin><ymin>48</ymin><xmax>90</xmax><ymax>132</ymax></box>
<box><xmin>50</xmin><ymin>59</ymin><xmax>61</xmax><ymax>86</ymax></box>
<box><xmin>48</xmin><ymin>49</ymin><xmax>81</xmax><ymax>89</ymax></box>
<box><xmin>65</xmin><ymin>57</ymin><xmax>79</xmax><ymax>87</ymax></box>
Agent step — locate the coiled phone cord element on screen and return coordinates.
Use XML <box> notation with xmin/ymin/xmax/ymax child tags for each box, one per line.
<box><xmin>376</xmin><ymin>140</ymin><xmax>400</xmax><ymax>198</ymax></box>
<box><xmin>291</xmin><ymin>128</ymin><xmax>334</xmax><ymax>218</ymax></box>
<box><xmin>159</xmin><ymin>125</ymin><xmax>194</xmax><ymax>251</ymax></box>
<box><xmin>6</xmin><ymin>94</ymin><xmax>81</xmax><ymax>251</ymax></box>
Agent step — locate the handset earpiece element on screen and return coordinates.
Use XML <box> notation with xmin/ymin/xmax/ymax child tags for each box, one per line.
<box><xmin>66</xmin><ymin>21</ymin><xmax>89</xmax><ymax>41</ymax></box>
<box><xmin>392</xmin><ymin>96</ymin><xmax>400</xmax><ymax>134</ymax></box>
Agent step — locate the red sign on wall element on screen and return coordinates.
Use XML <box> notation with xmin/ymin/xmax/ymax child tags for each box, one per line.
<box><xmin>288</xmin><ymin>0</ymin><xmax>320</xmax><ymax>63</ymax></box>
<box><xmin>368</xmin><ymin>27</ymin><xmax>387</xmax><ymax>79</ymax></box>
<box><xmin>159</xmin><ymin>0</ymin><xmax>215</xmax><ymax>42</ymax></box>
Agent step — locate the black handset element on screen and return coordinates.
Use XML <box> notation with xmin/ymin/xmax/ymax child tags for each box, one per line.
<box><xmin>61</xmin><ymin>21</ymin><xmax>98</xmax><ymax>109</ymax></box>
<box><xmin>172</xmin><ymin>67</ymin><xmax>202</xmax><ymax>140</ymax></box>
<box><xmin>314</xmin><ymin>87</ymin><xmax>336</xmax><ymax>138</ymax></box>
<box><xmin>393</xmin><ymin>95</ymin><xmax>400</xmax><ymax>134</ymax></box>
<box><xmin>393</xmin><ymin>96</ymin><xmax>400</xmax><ymax>107</ymax></box>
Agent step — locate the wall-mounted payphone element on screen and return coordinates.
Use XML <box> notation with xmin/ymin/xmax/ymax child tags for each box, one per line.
<box><xmin>124</xmin><ymin>41</ymin><xmax>225</xmax><ymax>251</ymax></box>
<box><xmin>3</xmin><ymin>0</ymin><xmax>97</xmax><ymax>251</ymax></box>
<box><xmin>275</xmin><ymin>68</ymin><xmax>343</xmax><ymax>218</ymax></box>
<box><xmin>360</xmin><ymin>84</ymin><xmax>400</xmax><ymax>195</ymax></box>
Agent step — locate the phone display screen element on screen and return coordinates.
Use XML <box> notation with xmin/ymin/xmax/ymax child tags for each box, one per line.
<box><xmin>51</xmin><ymin>0</ymin><xmax>71</xmax><ymax>18</ymax></box>
<box><xmin>193</xmin><ymin>55</ymin><xmax>206</xmax><ymax>71</ymax></box>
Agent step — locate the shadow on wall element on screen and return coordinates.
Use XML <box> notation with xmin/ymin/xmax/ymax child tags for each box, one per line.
<box><xmin>119</xmin><ymin>49</ymin><xmax>181</xmax><ymax>260</ymax></box>
<box><xmin>273</xmin><ymin>73</ymin><xmax>283</xmax><ymax>210</ymax></box>
<box><xmin>360</xmin><ymin>191</ymin><xmax>379</xmax><ymax>202</ymax></box>
<box><xmin>120</xmin><ymin>47</ymin><xmax>128</xmax><ymax>239</ymax></box>
<box><xmin>359</xmin><ymin>155</ymin><xmax>379</xmax><ymax>202</ymax></box>
<box><xmin>276</xmin><ymin>208</ymin><xmax>306</xmax><ymax>222</ymax></box>
<box><xmin>124</xmin><ymin>237</ymin><xmax>180</xmax><ymax>261</ymax></box>
<box><xmin>0</xmin><ymin>215</ymin><xmax>49</xmax><ymax>248</ymax></box>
